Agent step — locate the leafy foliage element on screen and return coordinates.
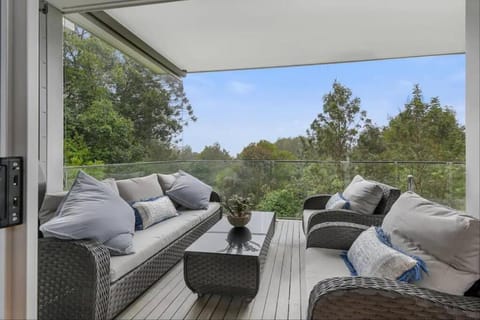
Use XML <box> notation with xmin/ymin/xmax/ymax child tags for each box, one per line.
<box><xmin>64</xmin><ymin>27</ymin><xmax>465</xmax><ymax>215</ymax></box>
<box><xmin>258</xmin><ymin>188</ymin><xmax>303</xmax><ymax>217</ymax></box>
<box><xmin>305</xmin><ymin>81</ymin><xmax>370</xmax><ymax>161</ymax></box>
<box><xmin>222</xmin><ymin>194</ymin><xmax>254</xmax><ymax>217</ymax></box>
<box><xmin>198</xmin><ymin>143</ymin><xmax>232</xmax><ymax>160</ymax></box>
<box><xmin>64</xmin><ymin>26</ymin><xmax>195</xmax><ymax>165</ymax></box>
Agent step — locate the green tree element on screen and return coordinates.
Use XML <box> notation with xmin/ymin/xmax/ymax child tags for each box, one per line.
<box><xmin>381</xmin><ymin>84</ymin><xmax>465</xmax><ymax>205</ymax></box>
<box><xmin>383</xmin><ymin>85</ymin><xmax>465</xmax><ymax>162</ymax></box>
<box><xmin>63</xmin><ymin>25</ymin><xmax>196</xmax><ymax>164</ymax></box>
<box><xmin>239</xmin><ymin>140</ymin><xmax>295</xmax><ymax>160</ymax></box>
<box><xmin>114</xmin><ymin>61</ymin><xmax>196</xmax><ymax>155</ymax></box>
<box><xmin>351</xmin><ymin>124</ymin><xmax>386</xmax><ymax>161</ymax></box>
<box><xmin>197</xmin><ymin>143</ymin><xmax>232</xmax><ymax>160</ymax></box>
<box><xmin>274</xmin><ymin>136</ymin><xmax>304</xmax><ymax>159</ymax></box>
<box><xmin>304</xmin><ymin>81</ymin><xmax>370</xmax><ymax>161</ymax></box>
<box><xmin>258</xmin><ymin>188</ymin><xmax>303</xmax><ymax>217</ymax></box>
<box><xmin>75</xmin><ymin>100</ymin><xmax>141</xmax><ymax>163</ymax></box>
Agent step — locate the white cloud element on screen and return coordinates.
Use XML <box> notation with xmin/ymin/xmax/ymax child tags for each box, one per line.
<box><xmin>227</xmin><ymin>81</ymin><xmax>254</xmax><ymax>95</ymax></box>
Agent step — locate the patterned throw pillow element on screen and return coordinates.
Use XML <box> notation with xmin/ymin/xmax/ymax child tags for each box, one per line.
<box><xmin>325</xmin><ymin>192</ymin><xmax>350</xmax><ymax>210</ymax></box>
<box><xmin>341</xmin><ymin>226</ymin><xmax>427</xmax><ymax>283</ymax></box>
<box><xmin>132</xmin><ymin>196</ymin><xmax>178</xmax><ymax>229</ymax></box>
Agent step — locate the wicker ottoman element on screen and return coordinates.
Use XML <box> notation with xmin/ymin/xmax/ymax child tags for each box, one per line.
<box><xmin>184</xmin><ymin>211</ymin><xmax>275</xmax><ymax>301</ymax></box>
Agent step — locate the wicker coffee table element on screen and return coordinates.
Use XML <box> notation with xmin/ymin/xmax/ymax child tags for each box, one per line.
<box><xmin>184</xmin><ymin>211</ymin><xmax>275</xmax><ymax>301</ymax></box>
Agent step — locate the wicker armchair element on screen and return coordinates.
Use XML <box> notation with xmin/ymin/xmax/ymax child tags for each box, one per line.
<box><xmin>302</xmin><ymin>181</ymin><xmax>400</xmax><ymax>234</ymax></box>
<box><xmin>306</xmin><ymin>222</ymin><xmax>480</xmax><ymax>319</ymax></box>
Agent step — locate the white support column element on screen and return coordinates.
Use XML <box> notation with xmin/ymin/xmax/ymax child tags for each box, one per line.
<box><xmin>46</xmin><ymin>4</ymin><xmax>64</xmax><ymax>192</ymax></box>
<box><xmin>0</xmin><ymin>2</ymin><xmax>9</xmax><ymax>318</ymax></box>
<box><xmin>2</xmin><ymin>0</ymin><xmax>39</xmax><ymax>318</ymax></box>
<box><xmin>466</xmin><ymin>0</ymin><xmax>480</xmax><ymax>218</ymax></box>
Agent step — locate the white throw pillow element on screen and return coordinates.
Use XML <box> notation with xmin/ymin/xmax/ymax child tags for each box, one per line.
<box><xmin>345</xmin><ymin>227</ymin><xmax>426</xmax><ymax>282</ymax></box>
<box><xmin>132</xmin><ymin>196</ymin><xmax>178</xmax><ymax>229</ymax></box>
<box><xmin>343</xmin><ymin>175</ymin><xmax>383</xmax><ymax>215</ymax></box>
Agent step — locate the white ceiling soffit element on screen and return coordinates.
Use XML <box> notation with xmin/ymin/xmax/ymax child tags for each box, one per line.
<box><xmin>47</xmin><ymin>0</ymin><xmax>181</xmax><ymax>14</ymax></box>
<box><xmin>105</xmin><ymin>0</ymin><xmax>465</xmax><ymax>73</ymax></box>
<box><xmin>66</xmin><ymin>11</ymin><xmax>186</xmax><ymax>77</ymax></box>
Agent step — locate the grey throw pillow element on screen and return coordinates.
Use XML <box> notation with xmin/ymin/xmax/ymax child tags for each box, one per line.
<box><xmin>40</xmin><ymin>171</ymin><xmax>135</xmax><ymax>255</ymax></box>
<box><xmin>343</xmin><ymin>175</ymin><xmax>383</xmax><ymax>215</ymax></box>
<box><xmin>166</xmin><ymin>170</ymin><xmax>212</xmax><ymax>210</ymax></box>
<box><xmin>157</xmin><ymin>172</ymin><xmax>181</xmax><ymax>191</ymax></box>
<box><xmin>382</xmin><ymin>192</ymin><xmax>480</xmax><ymax>295</ymax></box>
<box><xmin>116</xmin><ymin>174</ymin><xmax>164</xmax><ymax>202</ymax></box>
<box><xmin>38</xmin><ymin>191</ymin><xmax>68</xmax><ymax>225</ymax></box>
<box><xmin>38</xmin><ymin>178</ymin><xmax>119</xmax><ymax>226</ymax></box>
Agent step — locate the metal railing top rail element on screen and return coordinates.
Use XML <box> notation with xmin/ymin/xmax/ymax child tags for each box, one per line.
<box><xmin>64</xmin><ymin>159</ymin><xmax>466</xmax><ymax>169</ymax></box>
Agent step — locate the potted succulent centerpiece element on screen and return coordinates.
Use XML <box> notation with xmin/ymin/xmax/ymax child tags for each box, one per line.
<box><xmin>222</xmin><ymin>194</ymin><xmax>254</xmax><ymax>227</ymax></box>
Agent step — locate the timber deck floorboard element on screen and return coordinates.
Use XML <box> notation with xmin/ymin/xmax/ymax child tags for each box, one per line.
<box><xmin>116</xmin><ymin>219</ymin><xmax>306</xmax><ymax>320</ymax></box>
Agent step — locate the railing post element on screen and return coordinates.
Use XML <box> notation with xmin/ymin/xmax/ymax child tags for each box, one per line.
<box><xmin>407</xmin><ymin>175</ymin><xmax>415</xmax><ymax>192</ymax></box>
<box><xmin>63</xmin><ymin>168</ymin><xmax>67</xmax><ymax>191</ymax></box>
<box><xmin>341</xmin><ymin>160</ymin><xmax>351</xmax><ymax>187</ymax></box>
<box><xmin>394</xmin><ymin>161</ymin><xmax>399</xmax><ymax>187</ymax></box>
<box><xmin>447</xmin><ymin>161</ymin><xmax>453</xmax><ymax>208</ymax></box>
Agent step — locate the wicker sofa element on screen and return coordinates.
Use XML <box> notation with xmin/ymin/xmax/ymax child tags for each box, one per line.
<box><xmin>304</xmin><ymin>199</ymin><xmax>480</xmax><ymax>319</ymax></box>
<box><xmin>38</xmin><ymin>191</ymin><xmax>222</xmax><ymax>320</ymax></box>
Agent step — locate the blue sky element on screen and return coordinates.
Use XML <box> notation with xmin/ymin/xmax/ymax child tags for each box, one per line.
<box><xmin>181</xmin><ymin>54</ymin><xmax>465</xmax><ymax>156</ymax></box>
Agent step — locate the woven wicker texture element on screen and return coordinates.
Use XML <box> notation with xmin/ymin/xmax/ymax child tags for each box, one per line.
<box><xmin>38</xmin><ymin>205</ymin><xmax>221</xmax><ymax>320</ymax></box>
<box><xmin>107</xmin><ymin>209</ymin><xmax>221</xmax><ymax>319</ymax></box>
<box><xmin>306</xmin><ymin>222</ymin><xmax>368</xmax><ymax>249</ymax></box>
<box><xmin>308</xmin><ymin>277</ymin><xmax>480</xmax><ymax>320</ymax></box>
<box><xmin>307</xmin><ymin>211</ymin><xmax>385</xmax><ymax>233</ymax></box>
<box><xmin>210</xmin><ymin>191</ymin><xmax>221</xmax><ymax>203</ymax></box>
<box><xmin>303</xmin><ymin>194</ymin><xmax>331</xmax><ymax>210</ymax></box>
<box><xmin>184</xmin><ymin>215</ymin><xmax>275</xmax><ymax>300</ymax></box>
<box><xmin>371</xmin><ymin>182</ymin><xmax>401</xmax><ymax>215</ymax></box>
<box><xmin>185</xmin><ymin>254</ymin><xmax>259</xmax><ymax>297</ymax></box>
<box><xmin>38</xmin><ymin>239</ymin><xmax>110</xmax><ymax>320</ymax></box>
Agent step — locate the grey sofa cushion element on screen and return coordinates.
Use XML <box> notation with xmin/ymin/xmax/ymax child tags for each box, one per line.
<box><xmin>109</xmin><ymin>202</ymin><xmax>221</xmax><ymax>282</ymax></box>
<box><xmin>157</xmin><ymin>172</ymin><xmax>181</xmax><ymax>191</ymax></box>
<box><xmin>40</xmin><ymin>171</ymin><xmax>135</xmax><ymax>255</ymax></box>
<box><xmin>382</xmin><ymin>192</ymin><xmax>480</xmax><ymax>295</ymax></box>
<box><xmin>343</xmin><ymin>175</ymin><xmax>383</xmax><ymax>215</ymax></box>
<box><xmin>166</xmin><ymin>171</ymin><xmax>212</xmax><ymax>210</ymax></box>
<box><xmin>305</xmin><ymin>248</ymin><xmax>350</xmax><ymax>295</ymax></box>
<box><xmin>116</xmin><ymin>174</ymin><xmax>164</xmax><ymax>202</ymax></box>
